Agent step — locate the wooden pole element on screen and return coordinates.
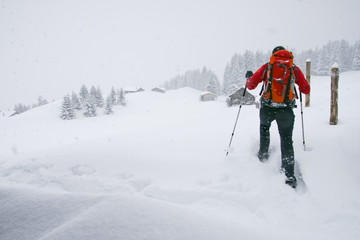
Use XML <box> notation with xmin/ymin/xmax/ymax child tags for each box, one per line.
<box><xmin>305</xmin><ymin>59</ymin><xmax>311</xmax><ymax>107</ymax></box>
<box><xmin>330</xmin><ymin>63</ymin><xmax>339</xmax><ymax>125</ymax></box>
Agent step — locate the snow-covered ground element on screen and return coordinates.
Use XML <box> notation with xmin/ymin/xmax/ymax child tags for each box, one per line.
<box><xmin>1</xmin><ymin>72</ymin><xmax>360</xmax><ymax>240</ymax></box>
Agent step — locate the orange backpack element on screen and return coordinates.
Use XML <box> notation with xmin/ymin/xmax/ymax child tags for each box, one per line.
<box><xmin>262</xmin><ymin>49</ymin><xmax>297</xmax><ymax>106</ymax></box>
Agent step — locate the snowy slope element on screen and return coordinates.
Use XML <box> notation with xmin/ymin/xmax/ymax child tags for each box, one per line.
<box><xmin>1</xmin><ymin>72</ymin><xmax>360</xmax><ymax>240</ymax></box>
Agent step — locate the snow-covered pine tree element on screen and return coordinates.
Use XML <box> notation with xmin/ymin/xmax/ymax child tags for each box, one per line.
<box><xmin>222</xmin><ymin>63</ymin><xmax>231</xmax><ymax>95</ymax></box>
<box><xmin>79</xmin><ymin>85</ymin><xmax>89</xmax><ymax>106</ymax></box>
<box><xmin>117</xmin><ymin>88</ymin><xmax>127</xmax><ymax>106</ymax></box>
<box><xmin>37</xmin><ymin>95</ymin><xmax>48</xmax><ymax>107</ymax></box>
<box><xmin>352</xmin><ymin>41</ymin><xmax>360</xmax><ymax>70</ymax></box>
<box><xmin>317</xmin><ymin>46</ymin><xmax>331</xmax><ymax>75</ymax></box>
<box><xmin>206</xmin><ymin>71</ymin><xmax>221</xmax><ymax>96</ymax></box>
<box><xmin>110</xmin><ymin>87</ymin><xmax>117</xmax><ymax>105</ymax></box>
<box><xmin>223</xmin><ymin>54</ymin><xmax>242</xmax><ymax>95</ymax></box>
<box><xmin>95</xmin><ymin>86</ymin><xmax>104</xmax><ymax>108</ymax></box>
<box><xmin>14</xmin><ymin>103</ymin><xmax>30</xmax><ymax>114</ymax></box>
<box><xmin>338</xmin><ymin>39</ymin><xmax>351</xmax><ymax>72</ymax></box>
<box><xmin>236</xmin><ymin>54</ymin><xmax>246</xmax><ymax>86</ymax></box>
<box><xmin>104</xmin><ymin>95</ymin><xmax>113</xmax><ymax>115</ymax></box>
<box><xmin>71</xmin><ymin>91</ymin><xmax>81</xmax><ymax>110</ymax></box>
<box><xmin>295</xmin><ymin>49</ymin><xmax>316</xmax><ymax>73</ymax></box>
<box><xmin>90</xmin><ymin>86</ymin><xmax>97</xmax><ymax>102</ymax></box>
<box><xmin>83</xmin><ymin>94</ymin><xmax>97</xmax><ymax>117</ymax></box>
<box><xmin>243</xmin><ymin>50</ymin><xmax>256</xmax><ymax>74</ymax></box>
<box><xmin>199</xmin><ymin>67</ymin><xmax>213</xmax><ymax>91</ymax></box>
<box><xmin>255</xmin><ymin>50</ymin><xmax>268</xmax><ymax>69</ymax></box>
<box><xmin>60</xmin><ymin>94</ymin><xmax>75</xmax><ymax>120</ymax></box>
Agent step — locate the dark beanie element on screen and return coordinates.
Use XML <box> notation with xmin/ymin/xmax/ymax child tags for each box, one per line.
<box><xmin>272</xmin><ymin>46</ymin><xmax>285</xmax><ymax>54</ymax></box>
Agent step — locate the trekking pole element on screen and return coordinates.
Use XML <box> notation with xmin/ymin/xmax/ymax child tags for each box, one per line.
<box><xmin>225</xmin><ymin>85</ymin><xmax>247</xmax><ymax>156</ymax></box>
<box><xmin>299</xmin><ymin>90</ymin><xmax>306</xmax><ymax>151</ymax></box>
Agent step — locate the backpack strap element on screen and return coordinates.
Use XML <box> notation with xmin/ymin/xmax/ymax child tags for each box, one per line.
<box><xmin>292</xmin><ymin>65</ymin><xmax>299</xmax><ymax>98</ymax></box>
<box><xmin>267</xmin><ymin>63</ymin><xmax>274</xmax><ymax>100</ymax></box>
<box><xmin>259</xmin><ymin>82</ymin><xmax>265</xmax><ymax>96</ymax></box>
<box><xmin>283</xmin><ymin>66</ymin><xmax>295</xmax><ymax>102</ymax></box>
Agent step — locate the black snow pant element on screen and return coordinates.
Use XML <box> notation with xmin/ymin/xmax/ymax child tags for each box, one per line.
<box><xmin>259</xmin><ymin>105</ymin><xmax>295</xmax><ymax>178</ymax></box>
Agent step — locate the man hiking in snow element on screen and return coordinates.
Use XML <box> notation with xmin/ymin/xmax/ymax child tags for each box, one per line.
<box><xmin>245</xmin><ymin>46</ymin><xmax>310</xmax><ymax>188</ymax></box>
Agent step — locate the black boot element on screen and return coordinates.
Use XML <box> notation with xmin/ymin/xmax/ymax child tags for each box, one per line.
<box><xmin>257</xmin><ymin>151</ymin><xmax>269</xmax><ymax>162</ymax></box>
<box><xmin>285</xmin><ymin>176</ymin><xmax>297</xmax><ymax>189</ymax></box>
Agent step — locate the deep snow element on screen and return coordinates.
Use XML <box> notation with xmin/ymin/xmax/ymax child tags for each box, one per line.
<box><xmin>1</xmin><ymin>72</ymin><xmax>360</xmax><ymax>240</ymax></box>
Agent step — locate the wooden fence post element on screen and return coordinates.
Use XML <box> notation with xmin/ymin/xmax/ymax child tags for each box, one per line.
<box><xmin>305</xmin><ymin>59</ymin><xmax>311</xmax><ymax>107</ymax></box>
<box><xmin>330</xmin><ymin>63</ymin><xmax>339</xmax><ymax>125</ymax></box>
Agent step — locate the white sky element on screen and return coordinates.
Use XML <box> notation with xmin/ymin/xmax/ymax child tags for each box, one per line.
<box><xmin>1</xmin><ymin>0</ymin><xmax>359</xmax><ymax>110</ymax></box>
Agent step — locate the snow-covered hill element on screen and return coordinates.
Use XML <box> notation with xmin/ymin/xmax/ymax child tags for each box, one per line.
<box><xmin>1</xmin><ymin>72</ymin><xmax>360</xmax><ymax>240</ymax></box>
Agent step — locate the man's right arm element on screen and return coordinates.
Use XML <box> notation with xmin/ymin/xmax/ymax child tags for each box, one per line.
<box><xmin>246</xmin><ymin>64</ymin><xmax>267</xmax><ymax>90</ymax></box>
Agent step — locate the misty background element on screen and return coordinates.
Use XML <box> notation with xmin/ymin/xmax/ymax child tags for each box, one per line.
<box><xmin>1</xmin><ymin>0</ymin><xmax>360</xmax><ymax>111</ymax></box>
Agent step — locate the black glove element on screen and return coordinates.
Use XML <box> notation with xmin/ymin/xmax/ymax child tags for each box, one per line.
<box><xmin>245</xmin><ymin>71</ymin><xmax>253</xmax><ymax>79</ymax></box>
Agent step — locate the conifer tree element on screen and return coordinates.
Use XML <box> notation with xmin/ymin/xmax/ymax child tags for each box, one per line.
<box><xmin>79</xmin><ymin>84</ymin><xmax>89</xmax><ymax>106</ymax></box>
<box><xmin>223</xmin><ymin>63</ymin><xmax>232</xmax><ymax>95</ymax></box>
<box><xmin>243</xmin><ymin>50</ymin><xmax>256</xmax><ymax>73</ymax></box>
<box><xmin>83</xmin><ymin>95</ymin><xmax>97</xmax><ymax>117</ymax></box>
<box><xmin>206</xmin><ymin>71</ymin><xmax>221</xmax><ymax>96</ymax></box>
<box><xmin>117</xmin><ymin>88</ymin><xmax>127</xmax><ymax>106</ymax></box>
<box><xmin>96</xmin><ymin>86</ymin><xmax>104</xmax><ymax>107</ymax></box>
<box><xmin>110</xmin><ymin>87</ymin><xmax>117</xmax><ymax>105</ymax></box>
<box><xmin>338</xmin><ymin>40</ymin><xmax>351</xmax><ymax>72</ymax></box>
<box><xmin>37</xmin><ymin>95</ymin><xmax>48</xmax><ymax>107</ymax></box>
<box><xmin>317</xmin><ymin>47</ymin><xmax>331</xmax><ymax>75</ymax></box>
<box><xmin>104</xmin><ymin>95</ymin><xmax>113</xmax><ymax>115</ymax></box>
<box><xmin>90</xmin><ymin>86</ymin><xmax>97</xmax><ymax>102</ymax></box>
<box><xmin>255</xmin><ymin>50</ymin><xmax>267</xmax><ymax>69</ymax></box>
<box><xmin>71</xmin><ymin>91</ymin><xmax>81</xmax><ymax>110</ymax></box>
<box><xmin>223</xmin><ymin>54</ymin><xmax>242</xmax><ymax>95</ymax></box>
<box><xmin>60</xmin><ymin>95</ymin><xmax>75</xmax><ymax>120</ymax></box>
<box><xmin>352</xmin><ymin>41</ymin><xmax>360</xmax><ymax>70</ymax></box>
<box><xmin>14</xmin><ymin>104</ymin><xmax>30</xmax><ymax>114</ymax></box>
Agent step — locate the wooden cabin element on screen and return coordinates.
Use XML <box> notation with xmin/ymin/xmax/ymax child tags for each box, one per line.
<box><xmin>226</xmin><ymin>87</ymin><xmax>255</xmax><ymax>107</ymax></box>
<box><xmin>124</xmin><ymin>87</ymin><xmax>145</xmax><ymax>94</ymax></box>
<box><xmin>151</xmin><ymin>87</ymin><xmax>166</xmax><ymax>93</ymax></box>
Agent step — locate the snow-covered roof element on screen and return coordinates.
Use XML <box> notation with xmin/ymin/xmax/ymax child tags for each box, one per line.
<box><xmin>152</xmin><ymin>87</ymin><xmax>166</xmax><ymax>91</ymax></box>
<box><xmin>124</xmin><ymin>87</ymin><xmax>145</xmax><ymax>92</ymax></box>
<box><xmin>200</xmin><ymin>91</ymin><xmax>215</xmax><ymax>96</ymax></box>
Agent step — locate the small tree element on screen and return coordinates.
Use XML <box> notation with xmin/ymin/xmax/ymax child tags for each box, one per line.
<box><xmin>206</xmin><ymin>72</ymin><xmax>221</xmax><ymax>96</ymax></box>
<box><xmin>14</xmin><ymin>103</ymin><xmax>30</xmax><ymax>114</ymax></box>
<box><xmin>83</xmin><ymin>95</ymin><xmax>97</xmax><ymax>117</ymax></box>
<box><xmin>71</xmin><ymin>92</ymin><xmax>81</xmax><ymax>110</ymax></box>
<box><xmin>79</xmin><ymin>84</ymin><xmax>89</xmax><ymax>106</ymax></box>
<box><xmin>110</xmin><ymin>87</ymin><xmax>117</xmax><ymax>105</ymax></box>
<box><xmin>90</xmin><ymin>86</ymin><xmax>97</xmax><ymax>102</ymax></box>
<box><xmin>117</xmin><ymin>88</ymin><xmax>126</xmax><ymax>106</ymax></box>
<box><xmin>353</xmin><ymin>41</ymin><xmax>360</xmax><ymax>70</ymax></box>
<box><xmin>104</xmin><ymin>95</ymin><xmax>113</xmax><ymax>114</ymax></box>
<box><xmin>95</xmin><ymin>86</ymin><xmax>104</xmax><ymax>107</ymax></box>
<box><xmin>223</xmin><ymin>54</ymin><xmax>242</xmax><ymax>95</ymax></box>
<box><xmin>60</xmin><ymin>95</ymin><xmax>75</xmax><ymax>120</ymax></box>
<box><xmin>37</xmin><ymin>95</ymin><xmax>48</xmax><ymax>107</ymax></box>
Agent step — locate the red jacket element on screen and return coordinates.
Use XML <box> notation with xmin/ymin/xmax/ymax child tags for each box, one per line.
<box><xmin>246</xmin><ymin>63</ymin><xmax>310</xmax><ymax>95</ymax></box>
